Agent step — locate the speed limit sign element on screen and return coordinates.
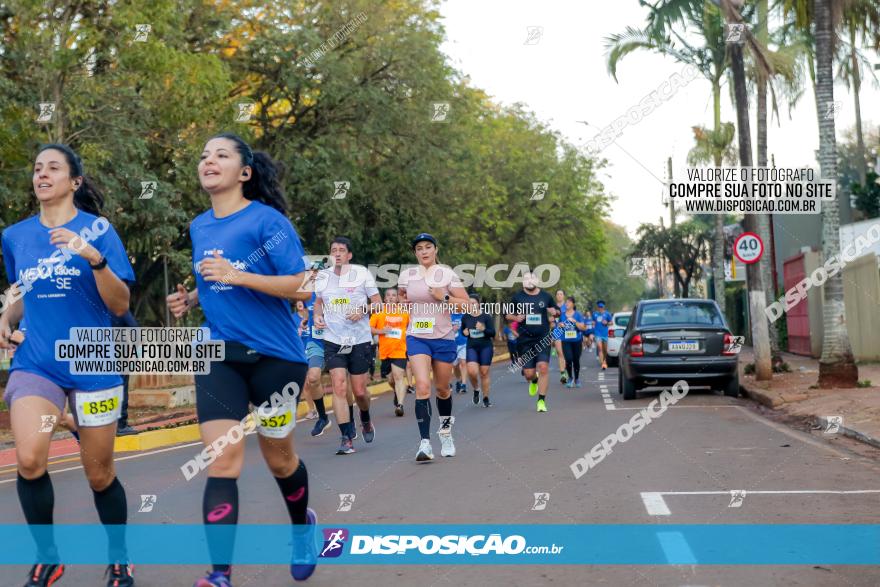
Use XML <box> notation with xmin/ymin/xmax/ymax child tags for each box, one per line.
<box><xmin>734</xmin><ymin>232</ymin><xmax>764</xmax><ymax>264</ymax></box>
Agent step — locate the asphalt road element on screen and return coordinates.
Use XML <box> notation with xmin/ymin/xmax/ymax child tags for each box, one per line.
<box><xmin>1</xmin><ymin>351</ymin><xmax>879</xmax><ymax>587</ymax></box>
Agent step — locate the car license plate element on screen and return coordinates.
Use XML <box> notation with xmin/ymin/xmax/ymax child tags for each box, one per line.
<box><xmin>668</xmin><ymin>340</ymin><xmax>698</xmax><ymax>352</ymax></box>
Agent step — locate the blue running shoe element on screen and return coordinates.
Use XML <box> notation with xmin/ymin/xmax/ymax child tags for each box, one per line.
<box><xmin>290</xmin><ymin>508</ymin><xmax>318</xmax><ymax>581</ymax></box>
<box><xmin>194</xmin><ymin>569</ymin><xmax>232</xmax><ymax>587</ymax></box>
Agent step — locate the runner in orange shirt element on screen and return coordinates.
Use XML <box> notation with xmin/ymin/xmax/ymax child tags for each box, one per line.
<box><xmin>369</xmin><ymin>288</ymin><xmax>410</xmax><ymax>417</ymax></box>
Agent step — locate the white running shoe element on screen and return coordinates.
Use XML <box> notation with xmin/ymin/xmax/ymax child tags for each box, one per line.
<box><xmin>440</xmin><ymin>434</ymin><xmax>456</xmax><ymax>457</ymax></box>
<box><xmin>416</xmin><ymin>439</ymin><xmax>434</xmax><ymax>462</ymax></box>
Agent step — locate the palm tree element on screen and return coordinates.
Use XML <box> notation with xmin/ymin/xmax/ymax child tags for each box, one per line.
<box><xmin>606</xmin><ymin>1</ymin><xmax>730</xmax><ymax>310</ymax></box>
<box><xmin>713</xmin><ymin>0</ymin><xmax>775</xmax><ymax>379</ymax></box>
<box><xmin>813</xmin><ymin>0</ymin><xmax>859</xmax><ymax>387</ymax></box>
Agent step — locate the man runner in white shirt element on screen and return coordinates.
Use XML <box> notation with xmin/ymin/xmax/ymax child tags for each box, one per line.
<box><xmin>313</xmin><ymin>237</ymin><xmax>382</xmax><ymax>455</ymax></box>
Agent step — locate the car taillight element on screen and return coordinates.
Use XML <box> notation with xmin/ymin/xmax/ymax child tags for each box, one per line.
<box><xmin>609</xmin><ymin>329</ymin><xmax>615</xmax><ymax>338</ymax></box>
<box><xmin>630</xmin><ymin>334</ymin><xmax>644</xmax><ymax>357</ymax></box>
<box><xmin>722</xmin><ymin>333</ymin><xmax>735</xmax><ymax>356</ymax></box>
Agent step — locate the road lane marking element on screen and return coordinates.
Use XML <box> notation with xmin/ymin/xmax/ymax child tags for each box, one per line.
<box><xmin>656</xmin><ymin>531</ymin><xmax>697</xmax><ymax>564</ymax></box>
<box><xmin>641</xmin><ymin>492</ymin><xmax>672</xmax><ymax>515</ymax></box>
<box><xmin>641</xmin><ymin>489</ymin><xmax>880</xmax><ymax>516</ymax></box>
<box><xmin>598</xmin><ymin>384</ymin><xmax>615</xmax><ymax>410</ymax></box>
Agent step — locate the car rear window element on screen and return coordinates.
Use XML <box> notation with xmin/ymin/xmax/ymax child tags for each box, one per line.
<box><xmin>614</xmin><ymin>315</ymin><xmax>630</xmax><ymax>327</ymax></box>
<box><xmin>637</xmin><ymin>302</ymin><xmax>723</xmax><ymax>327</ymax></box>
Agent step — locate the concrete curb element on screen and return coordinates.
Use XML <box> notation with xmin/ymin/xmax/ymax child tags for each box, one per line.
<box><xmin>739</xmin><ymin>381</ymin><xmax>785</xmax><ymax>408</ymax></box>
<box><xmin>740</xmin><ymin>380</ymin><xmax>880</xmax><ymax>450</ymax></box>
<box><xmin>814</xmin><ymin>415</ymin><xmax>880</xmax><ymax>450</ymax></box>
<box><xmin>114</xmin><ymin>350</ymin><xmax>513</xmax><ymax>453</ymax></box>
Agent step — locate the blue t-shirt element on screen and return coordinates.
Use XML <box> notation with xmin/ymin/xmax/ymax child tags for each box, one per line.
<box><xmin>190</xmin><ymin>201</ymin><xmax>307</xmax><ymax>363</ymax></box>
<box><xmin>559</xmin><ymin>311</ymin><xmax>586</xmax><ymax>343</ymax></box>
<box><xmin>592</xmin><ymin>310</ymin><xmax>613</xmax><ymax>338</ymax></box>
<box><xmin>1</xmin><ymin>211</ymin><xmax>135</xmax><ymax>390</ymax></box>
<box><xmin>451</xmin><ymin>313</ymin><xmax>467</xmax><ymax>345</ymax></box>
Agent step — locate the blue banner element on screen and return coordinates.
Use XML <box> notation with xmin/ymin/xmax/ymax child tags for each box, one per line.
<box><xmin>0</xmin><ymin>524</ymin><xmax>876</xmax><ymax>565</ymax></box>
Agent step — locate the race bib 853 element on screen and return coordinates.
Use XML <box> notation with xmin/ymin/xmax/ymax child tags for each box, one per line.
<box><xmin>74</xmin><ymin>386</ymin><xmax>123</xmax><ymax>427</ymax></box>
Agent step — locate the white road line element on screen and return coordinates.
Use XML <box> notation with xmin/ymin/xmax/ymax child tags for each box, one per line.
<box><xmin>598</xmin><ymin>382</ymin><xmax>616</xmax><ymax>411</ymax></box>
<box><xmin>641</xmin><ymin>489</ymin><xmax>880</xmax><ymax>516</ymax></box>
<box><xmin>656</xmin><ymin>531</ymin><xmax>697</xmax><ymax>564</ymax></box>
<box><xmin>641</xmin><ymin>492</ymin><xmax>672</xmax><ymax>515</ymax></box>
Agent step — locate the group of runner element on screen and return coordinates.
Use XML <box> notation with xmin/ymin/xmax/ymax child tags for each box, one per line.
<box><xmin>0</xmin><ymin>136</ymin><xmax>612</xmax><ymax>587</ymax></box>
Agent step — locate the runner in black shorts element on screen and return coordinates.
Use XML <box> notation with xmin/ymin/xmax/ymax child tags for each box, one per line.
<box><xmin>166</xmin><ymin>133</ymin><xmax>316</xmax><ymax>587</ymax></box>
<box><xmin>313</xmin><ymin>237</ymin><xmax>382</xmax><ymax>455</ymax></box>
<box><xmin>505</xmin><ymin>272</ymin><xmax>559</xmax><ymax>412</ymax></box>
<box><xmin>460</xmin><ymin>293</ymin><xmax>495</xmax><ymax>407</ymax></box>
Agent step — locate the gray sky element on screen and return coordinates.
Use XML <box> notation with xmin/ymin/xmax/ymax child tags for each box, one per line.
<box><xmin>439</xmin><ymin>0</ymin><xmax>880</xmax><ymax>235</ymax></box>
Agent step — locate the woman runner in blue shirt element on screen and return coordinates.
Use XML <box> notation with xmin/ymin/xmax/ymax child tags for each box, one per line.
<box><xmin>0</xmin><ymin>144</ymin><xmax>136</xmax><ymax>587</ymax></box>
<box><xmin>166</xmin><ymin>133</ymin><xmax>316</xmax><ymax>587</ymax></box>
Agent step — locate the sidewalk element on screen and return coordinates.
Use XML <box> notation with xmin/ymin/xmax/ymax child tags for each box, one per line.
<box><xmin>738</xmin><ymin>347</ymin><xmax>880</xmax><ymax>449</ymax></box>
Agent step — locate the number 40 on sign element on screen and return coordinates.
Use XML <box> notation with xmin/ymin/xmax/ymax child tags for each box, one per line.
<box><xmin>734</xmin><ymin>232</ymin><xmax>764</xmax><ymax>264</ymax></box>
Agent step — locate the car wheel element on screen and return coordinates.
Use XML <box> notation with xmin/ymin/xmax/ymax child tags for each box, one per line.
<box><xmin>722</xmin><ymin>372</ymin><xmax>740</xmax><ymax>397</ymax></box>
<box><xmin>620</xmin><ymin>369</ymin><xmax>637</xmax><ymax>400</ymax></box>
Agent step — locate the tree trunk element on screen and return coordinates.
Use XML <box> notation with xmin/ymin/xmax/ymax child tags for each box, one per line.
<box><xmin>711</xmin><ymin>80</ymin><xmax>726</xmax><ymax>311</ymax></box>
<box><xmin>815</xmin><ymin>0</ymin><xmax>859</xmax><ymax>387</ymax></box>
<box><xmin>730</xmin><ymin>40</ymin><xmax>772</xmax><ymax>381</ymax></box>
<box><xmin>849</xmin><ymin>20</ymin><xmax>867</xmax><ymax>187</ymax></box>
<box><xmin>756</xmin><ymin>0</ymin><xmax>780</xmax><ymax>362</ymax></box>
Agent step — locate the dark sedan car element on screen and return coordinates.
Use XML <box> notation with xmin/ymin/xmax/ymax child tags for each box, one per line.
<box><xmin>618</xmin><ymin>298</ymin><xmax>740</xmax><ymax>400</ymax></box>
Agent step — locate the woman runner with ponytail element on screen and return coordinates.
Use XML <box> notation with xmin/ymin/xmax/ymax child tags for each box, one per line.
<box><xmin>397</xmin><ymin>233</ymin><xmax>469</xmax><ymax>461</ymax></box>
<box><xmin>166</xmin><ymin>133</ymin><xmax>316</xmax><ymax>586</ymax></box>
<box><xmin>0</xmin><ymin>144</ymin><xmax>136</xmax><ymax>586</ymax></box>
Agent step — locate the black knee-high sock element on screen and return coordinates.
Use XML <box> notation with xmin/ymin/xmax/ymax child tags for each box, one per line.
<box><xmin>93</xmin><ymin>477</ymin><xmax>128</xmax><ymax>563</ymax></box>
<box><xmin>348</xmin><ymin>404</ymin><xmax>354</xmax><ymax>423</ymax></box>
<box><xmin>17</xmin><ymin>472</ymin><xmax>58</xmax><ymax>562</ymax></box>
<box><xmin>314</xmin><ymin>395</ymin><xmax>327</xmax><ymax>419</ymax></box>
<box><xmin>360</xmin><ymin>409</ymin><xmax>371</xmax><ymax>424</ymax></box>
<box><xmin>203</xmin><ymin>477</ymin><xmax>239</xmax><ymax>574</ymax></box>
<box><xmin>436</xmin><ymin>395</ymin><xmax>452</xmax><ymax>417</ymax></box>
<box><xmin>274</xmin><ymin>460</ymin><xmax>309</xmax><ymax>524</ymax></box>
<box><xmin>415</xmin><ymin>398</ymin><xmax>431</xmax><ymax>439</ymax></box>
